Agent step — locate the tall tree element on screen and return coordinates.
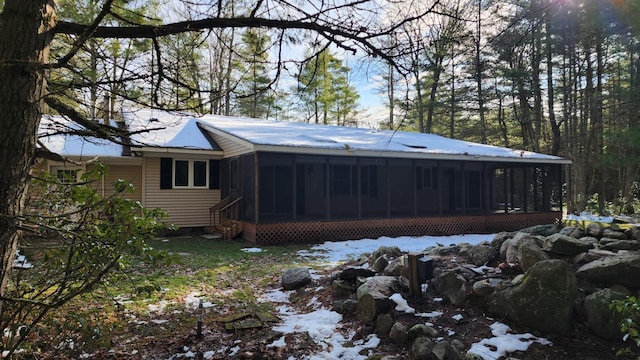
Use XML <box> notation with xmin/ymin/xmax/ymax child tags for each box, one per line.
<box><xmin>0</xmin><ymin>0</ymin><xmax>443</xmax><ymax>342</ymax></box>
<box><xmin>236</xmin><ymin>28</ymin><xmax>273</xmax><ymax>118</ymax></box>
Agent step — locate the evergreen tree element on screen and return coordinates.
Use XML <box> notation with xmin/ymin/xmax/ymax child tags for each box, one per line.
<box><xmin>235</xmin><ymin>29</ymin><xmax>273</xmax><ymax>118</ymax></box>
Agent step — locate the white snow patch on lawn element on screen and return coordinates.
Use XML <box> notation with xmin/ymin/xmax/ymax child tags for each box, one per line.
<box><xmin>241</xmin><ymin>247</ymin><xmax>264</xmax><ymax>253</ymax></box>
<box><xmin>258</xmin><ymin>288</ymin><xmax>293</xmax><ymax>303</ymax></box>
<box><xmin>468</xmin><ymin>322</ymin><xmax>552</xmax><ymax>359</ymax></box>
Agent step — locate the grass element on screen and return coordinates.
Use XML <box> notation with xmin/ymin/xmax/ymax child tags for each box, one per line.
<box><xmin>14</xmin><ymin>235</ymin><xmax>317</xmax><ymax>357</ymax></box>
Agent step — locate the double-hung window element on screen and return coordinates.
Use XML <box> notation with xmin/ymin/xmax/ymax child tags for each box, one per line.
<box><xmin>173</xmin><ymin>159</ymin><xmax>208</xmax><ymax>188</ymax></box>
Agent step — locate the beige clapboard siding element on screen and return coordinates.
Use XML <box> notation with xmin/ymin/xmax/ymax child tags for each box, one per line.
<box><xmin>102</xmin><ymin>165</ymin><xmax>143</xmax><ymax>203</ymax></box>
<box><xmin>143</xmin><ymin>157</ymin><xmax>220</xmax><ymax>228</ymax></box>
<box><xmin>210</xmin><ymin>132</ymin><xmax>252</xmax><ymax>158</ymax></box>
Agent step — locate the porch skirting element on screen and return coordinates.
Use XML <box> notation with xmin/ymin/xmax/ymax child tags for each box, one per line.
<box><xmin>241</xmin><ymin>211</ymin><xmax>563</xmax><ymax>245</ymax></box>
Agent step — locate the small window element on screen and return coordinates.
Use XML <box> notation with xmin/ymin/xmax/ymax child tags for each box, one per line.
<box><xmin>174</xmin><ymin>160</ymin><xmax>189</xmax><ymax>187</ymax></box>
<box><xmin>56</xmin><ymin>169</ymin><xmax>80</xmax><ymax>184</ymax></box>
<box><xmin>173</xmin><ymin>159</ymin><xmax>208</xmax><ymax>188</ymax></box>
<box><xmin>193</xmin><ymin>161</ymin><xmax>207</xmax><ymax>187</ymax></box>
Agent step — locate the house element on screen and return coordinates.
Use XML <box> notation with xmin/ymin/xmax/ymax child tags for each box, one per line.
<box><xmin>39</xmin><ymin>109</ymin><xmax>571</xmax><ymax>244</ymax></box>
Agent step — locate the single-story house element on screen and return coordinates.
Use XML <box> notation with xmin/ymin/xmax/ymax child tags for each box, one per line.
<box><xmin>39</xmin><ymin>109</ymin><xmax>571</xmax><ymax>244</ymax></box>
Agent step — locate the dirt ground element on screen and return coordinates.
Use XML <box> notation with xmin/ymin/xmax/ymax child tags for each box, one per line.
<box><xmin>95</xmin><ymin>263</ymin><xmax>636</xmax><ymax>360</ymax></box>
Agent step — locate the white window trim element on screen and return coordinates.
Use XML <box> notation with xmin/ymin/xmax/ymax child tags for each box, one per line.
<box><xmin>50</xmin><ymin>165</ymin><xmax>85</xmax><ymax>184</ymax></box>
<box><xmin>172</xmin><ymin>159</ymin><xmax>209</xmax><ymax>189</ymax></box>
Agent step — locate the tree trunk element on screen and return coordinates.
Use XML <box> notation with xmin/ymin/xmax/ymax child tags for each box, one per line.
<box><xmin>0</xmin><ymin>0</ymin><xmax>55</xmax><ymax>315</ymax></box>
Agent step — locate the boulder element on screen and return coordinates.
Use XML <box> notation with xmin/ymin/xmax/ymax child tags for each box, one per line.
<box><xmin>485</xmin><ymin>260</ymin><xmax>577</xmax><ymax>333</ymax></box>
<box><xmin>281</xmin><ymin>267</ymin><xmax>312</xmax><ymax>290</ymax></box>
<box><xmin>333</xmin><ymin>298</ymin><xmax>358</xmax><ymax>314</ymax></box>
<box><xmin>518</xmin><ymin>240</ymin><xmax>550</xmax><ymax>272</ymax></box>
<box><xmin>472</xmin><ymin>278</ymin><xmax>504</xmax><ymax>296</ymax></box>
<box><xmin>375</xmin><ymin>313</ymin><xmax>394</xmax><ymax>337</ymax></box>
<box><xmin>491</xmin><ymin>231</ymin><xmax>514</xmax><ymax>250</ymax></box>
<box><xmin>408</xmin><ymin>323</ymin><xmax>438</xmax><ymax>339</ymax></box>
<box><xmin>544</xmin><ymin>233</ymin><xmax>594</xmax><ymax>256</ymax></box>
<box><xmin>356</xmin><ymin>276</ymin><xmax>399</xmax><ymax>322</ymax></box>
<box><xmin>432</xmin><ymin>271</ymin><xmax>468</xmax><ymax>306</ymax></box>
<box><xmin>410</xmin><ymin>337</ymin><xmax>434</xmax><ymax>360</ymax></box>
<box><xmin>372</xmin><ymin>255</ymin><xmax>390</xmax><ymax>273</ymax></box>
<box><xmin>519</xmin><ymin>224</ymin><xmax>560</xmax><ymax>237</ymax></box>
<box><xmin>586</xmin><ymin>222</ymin><xmax>604</xmax><ymax>238</ymax></box>
<box><xmin>603</xmin><ymin>228</ymin><xmax>628</xmax><ymax>240</ymax></box>
<box><xmin>383</xmin><ymin>258</ymin><xmax>405</xmax><ymax>276</ymax></box>
<box><xmin>332</xmin><ymin>279</ymin><xmax>355</xmax><ymax>297</ymax></box>
<box><xmin>432</xmin><ymin>341</ymin><xmax>463</xmax><ymax>360</ymax></box>
<box><xmin>468</xmin><ymin>242</ymin><xmax>499</xmax><ymax>266</ymax></box>
<box><xmin>339</xmin><ymin>267</ymin><xmax>376</xmax><ymax>281</ymax></box>
<box><xmin>389</xmin><ymin>322</ymin><xmax>409</xmax><ymax>345</ymax></box>
<box><xmin>626</xmin><ymin>226</ymin><xmax>640</xmax><ymax>241</ymax></box>
<box><xmin>560</xmin><ymin>226</ymin><xmax>585</xmax><ymax>239</ymax></box>
<box><xmin>584</xmin><ymin>287</ymin><xmax>632</xmax><ymax>340</ymax></box>
<box><xmin>372</xmin><ymin>246</ymin><xmax>403</xmax><ymax>262</ymax></box>
<box><xmin>601</xmin><ymin>240</ymin><xmax>640</xmax><ymax>251</ymax></box>
<box><xmin>576</xmin><ymin>253</ymin><xmax>640</xmax><ymax>289</ymax></box>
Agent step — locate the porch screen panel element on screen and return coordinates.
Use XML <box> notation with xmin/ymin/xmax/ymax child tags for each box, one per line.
<box><xmin>258</xmin><ymin>153</ymin><xmax>293</xmax><ymax>222</ymax></box>
<box><xmin>389</xmin><ymin>159</ymin><xmax>414</xmax><ymax>217</ymax></box>
<box><xmin>295</xmin><ymin>155</ymin><xmax>326</xmax><ymax>221</ymax></box>
<box><xmin>416</xmin><ymin>160</ymin><xmax>439</xmax><ymax>216</ymax></box>
<box><xmin>240</xmin><ymin>154</ymin><xmax>255</xmax><ymax>222</ymax></box>
<box><xmin>360</xmin><ymin>159</ymin><xmax>387</xmax><ymax>218</ymax></box>
<box><xmin>329</xmin><ymin>157</ymin><xmax>357</xmax><ymax>219</ymax></box>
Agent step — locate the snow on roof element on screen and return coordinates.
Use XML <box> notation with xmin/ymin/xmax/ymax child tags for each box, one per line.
<box><xmin>39</xmin><ymin>109</ymin><xmax>570</xmax><ymax>164</ymax></box>
<box><xmin>195</xmin><ymin>115</ymin><xmax>570</xmax><ymax>163</ymax></box>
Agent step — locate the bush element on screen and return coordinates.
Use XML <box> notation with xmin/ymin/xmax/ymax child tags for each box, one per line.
<box><xmin>610</xmin><ymin>295</ymin><xmax>640</xmax><ymax>356</ymax></box>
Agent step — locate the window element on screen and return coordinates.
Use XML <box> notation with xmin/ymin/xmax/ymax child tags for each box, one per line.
<box><xmin>173</xmin><ymin>159</ymin><xmax>208</xmax><ymax>188</ymax></box>
<box><xmin>50</xmin><ymin>165</ymin><xmax>83</xmax><ymax>184</ymax></box>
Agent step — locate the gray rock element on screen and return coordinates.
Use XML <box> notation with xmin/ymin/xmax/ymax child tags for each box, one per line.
<box><xmin>389</xmin><ymin>322</ymin><xmax>409</xmax><ymax>345</ymax></box>
<box><xmin>383</xmin><ymin>258</ymin><xmax>405</xmax><ymax>276</ymax></box>
<box><xmin>468</xmin><ymin>242</ymin><xmax>499</xmax><ymax>266</ymax></box>
<box><xmin>332</xmin><ymin>279</ymin><xmax>355</xmax><ymax>297</ymax></box>
<box><xmin>603</xmin><ymin>228</ymin><xmax>628</xmax><ymax>240</ymax></box>
<box><xmin>356</xmin><ymin>276</ymin><xmax>400</xmax><ymax>299</ymax></box>
<box><xmin>577</xmin><ymin>253</ymin><xmax>640</xmax><ymax>289</ymax></box>
<box><xmin>601</xmin><ymin>240</ymin><xmax>640</xmax><ymax>251</ymax></box>
<box><xmin>281</xmin><ymin>267</ymin><xmax>312</xmax><ymax>290</ymax></box>
<box><xmin>339</xmin><ymin>267</ymin><xmax>376</xmax><ymax>281</ymax></box>
<box><xmin>356</xmin><ymin>276</ymin><xmax>399</xmax><ymax>322</ymax></box>
<box><xmin>333</xmin><ymin>298</ymin><xmax>358</xmax><ymax>314</ymax></box>
<box><xmin>544</xmin><ymin>233</ymin><xmax>594</xmax><ymax>255</ymax></box>
<box><xmin>584</xmin><ymin>287</ymin><xmax>631</xmax><ymax>340</ymax></box>
<box><xmin>425</xmin><ymin>245</ymin><xmax>460</xmax><ymax>256</ymax></box>
<box><xmin>485</xmin><ymin>260</ymin><xmax>577</xmax><ymax>333</ymax></box>
<box><xmin>626</xmin><ymin>226</ymin><xmax>640</xmax><ymax>241</ymax></box>
<box><xmin>410</xmin><ymin>336</ymin><xmax>434</xmax><ymax>360</ymax></box>
<box><xmin>518</xmin><ymin>240</ymin><xmax>550</xmax><ymax>272</ymax></box>
<box><xmin>560</xmin><ymin>226</ymin><xmax>585</xmax><ymax>239</ymax></box>
<box><xmin>372</xmin><ymin>255</ymin><xmax>390</xmax><ymax>273</ymax></box>
<box><xmin>408</xmin><ymin>323</ymin><xmax>438</xmax><ymax>339</ymax></box>
<box><xmin>372</xmin><ymin>246</ymin><xmax>403</xmax><ymax>262</ymax></box>
<box><xmin>375</xmin><ymin>313</ymin><xmax>394</xmax><ymax>337</ymax></box>
<box><xmin>586</xmin><ymin>222</ymin><xmax>604</xmax><ymax>238</ymax></box>
<box><xmin>519</xmin><ymin>224</ymin><xmax>560</xmax><ymax>237</ymax></box>
<box><xmin>432</xmin><ymin>271</ymin><xmax>468</xmax><ymax>306</ymax></box>
<box><xmin>472</xmin><ymin>278</ymin><xmax>504</xmax><ymax>296</ymax></box>
<box><xmin>491</xmin><ymin>231</ymin><xmax>514</xmax><ymax>250</ymax></box>
<box><xmin>432</xmin><ymin>341</ymin><xmax>463</xmax><ymax>360</ymax></box>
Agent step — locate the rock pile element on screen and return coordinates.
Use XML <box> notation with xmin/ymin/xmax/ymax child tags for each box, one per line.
<box><xmin>285</xmin><ymin>222</ymin><xmax>640</xmax><ymax>359</ymax></box>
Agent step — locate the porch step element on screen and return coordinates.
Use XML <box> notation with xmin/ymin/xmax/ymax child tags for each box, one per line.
<box><xmin>201</xmin><ymin>233</ymin><xmax>222</xmax><ymax>240</ymax></box>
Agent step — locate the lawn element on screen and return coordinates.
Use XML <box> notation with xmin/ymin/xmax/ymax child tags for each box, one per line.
<box><xmin>13</xmin><ymin>235</ymin><xmax>315</xmax><ymax>358</ymax></box>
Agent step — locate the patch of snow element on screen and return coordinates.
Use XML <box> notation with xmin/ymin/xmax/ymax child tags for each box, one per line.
<box><xmin>564</xmin><ymin>211</ymin><xmax>614</xmax><ymax>223</ymax></box>
<box><xmin>241</xmin><ymin>247</ymin><xmax>264</xmax><ymax>253</ymax></box>
<box><xmin>147</xmin><ymin>300</ymin><xmax>171</xmax><ymax>313</ymax></box>
<box><xmin>151</xmin><ymin>319</ymin><xmax>169</xmax><ymax>325</ymax></box>
<box><xmin>452</xmin><ymin>314</ymin><xmax>464</xmax><ymax>322</ymax></box>
<box><xmin>203</xmin><ymin>350</ymin><xmax>215</xmax><ymax>359</ymax></box>
<box><xmin>390</xmin><ymin>293</ymin><xmax>416</xmax><ymax>314</ymax></box>
<box><xmin>258</xmin><ymin>289</ymin><xmax>293</xmax><ymax>303</ymax></box>
<box><xmin>302</xmin><ymin>234</ymin><xmax>492</xmax><ymax>265</ymax></box>
<box><xmin>433</xmin><ymin>297</ymin><xmax>444</xmax><ymax>302</ymax></box>
<box><xmin>415</xmin><ymin>311</ymin><xmax>444</xmax><ymax>318</ymax></box>
<box><xmin>267</xmin><ymin>335</ymin><xmax>287</xmax><ymax>348</ymax></box>
<box><xmin>468</xmin><ymin>322</ymin><xmax>552</xmax><ymax>360</ymax></box>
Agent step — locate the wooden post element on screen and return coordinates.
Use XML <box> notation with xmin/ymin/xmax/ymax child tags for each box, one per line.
<box><xmin>408</xmin><ymin>253</ymin><xmax>420</xmax><ymax>296</ymax></box>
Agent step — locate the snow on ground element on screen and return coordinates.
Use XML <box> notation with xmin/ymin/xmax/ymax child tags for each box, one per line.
<box><xmin>298</xmin><ymin>234</ymin><xmax>494</xmax><ymax>265</ymax></box>
<box><xmin>564</xmin><ymin>211</ymin><xmax>614</xmax><ymax>223</ymax></box>
<box><xmin>468</xmin><ymin>322</ymin><xmax>552</xmax><ymax>359</ymax></box>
